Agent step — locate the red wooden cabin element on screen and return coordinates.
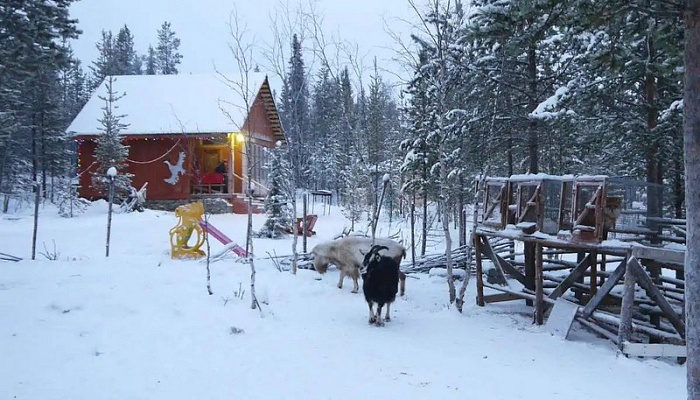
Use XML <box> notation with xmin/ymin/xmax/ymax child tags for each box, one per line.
<box><xmin>67</xmin><ymin>73</ymin><xmax>284</xmax><ymax>213</ymax></box>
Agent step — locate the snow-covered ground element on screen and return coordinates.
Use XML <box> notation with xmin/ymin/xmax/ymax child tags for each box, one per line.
<box><xmin>0</xmin><ymin>201</ymin><xmax>685</xmax><ymax>399</ymax></box>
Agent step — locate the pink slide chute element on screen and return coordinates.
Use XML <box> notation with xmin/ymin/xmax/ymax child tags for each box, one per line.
<box><xmin>199</xmin><ymin>221</ymin><xmax>250</xmax><ymax>258</ymax></box>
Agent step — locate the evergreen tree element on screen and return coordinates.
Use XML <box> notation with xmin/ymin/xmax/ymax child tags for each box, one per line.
<box><xmin>259</xmin><ymin>142</ymin><xmax>294</xmax><ymax>238</ymax></box>
<box><xmin>90</xmin><ymin>30</ymin><xmax>116</xmax><ymax>89</ymax></box>
<box><xmin>309</xmin><ymin>67</ymin><xmax>344</xmax><ymax>190</ymax></box>
<box><xmin>0</xmin><ymin>0</ymin><xmax>80</xmax><ymax>205</ymax></box>
<box><xmin>145</xmin><ymin>45</ymin><xmax>157</xmax><ymax>75</ymax></box>
<box><xmin>155</xmin><ymin>21</ymin><xmax>182</xmax><ymax>74</ymax></box>
<box><xmin>114</xmin><ymin>25</ymin><xmax>139</xmax><ymax>75</ymax></box>
<box><xmin>279</xmin><ymin>34</ymin><xmax>310</xmax><ymax>187</ymax></box>
<box><xmin>92</xmin><ymin>76</ymin><xmax>132</xmax><ymax>195</ymax></box>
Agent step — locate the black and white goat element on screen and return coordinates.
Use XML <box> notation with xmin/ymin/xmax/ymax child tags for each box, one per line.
<box><xmin>361</xmin><ymin>244</ymin><xmax>400</xmax><ymax>327</ymax></box>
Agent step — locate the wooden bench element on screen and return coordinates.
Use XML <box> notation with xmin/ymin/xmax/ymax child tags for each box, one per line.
<box><xmin>288</xmin><ymin>214</ymin><xmax>318</xmax><ymax>236</ymax></box>
<box><xmin>193</xmin><ymin>172</ymin><xmax>226</xmax><ymax>193</ymax></box>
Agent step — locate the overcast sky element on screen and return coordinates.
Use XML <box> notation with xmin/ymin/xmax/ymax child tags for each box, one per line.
<box><xmin>69</xmin><ymin>0</ymin><xmax>420</xmax><ymax>87</ymax></box>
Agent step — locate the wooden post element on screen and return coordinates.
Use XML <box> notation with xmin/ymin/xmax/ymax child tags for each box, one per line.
<box><xmin>581</xmin><ymin>260</ymin><xmax>626</xmax><ymax>319</ymax></box>
<box><xmin>475</xmin><ymin>234</ymin><xmax>485</xmax><ymax>307</ymax></box>
<box><xmin>524</xmin><ymin>242</ymin><xmax>536</xmax><ymax>306</ymax></box>
<box><xmin>589</xmin><ymin>251</ymin><xmax>598</xmax><ymax>297</ymax></box>
<box><xmin>618</xmin><ymin>255</ymin><xmax>636</xmax><ymax>350</ymax></box>
<box><xmin>575</xmin><ymin>251</ymin><xmax>585</xmax><ymax>302</ymax></box>
<box><xmin>648</xmin><ymin>260</ymin><xmax>662</xmax><ymax>343</ymax></box>
<box><xmin>302</xmin><ymin>193</ymin><xmax>308</xmax><ymax>253</ymax></box>
<box><xmin>535</xmin><ymin>243</ymin><xmax>544</xmax><ymax>325</ymax></box>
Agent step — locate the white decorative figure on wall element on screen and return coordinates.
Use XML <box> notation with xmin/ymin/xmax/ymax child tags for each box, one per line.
<box><xmin>164</xmin><ymin>151</ymin><xmax>186</xmax><ymax>185</ymax></box>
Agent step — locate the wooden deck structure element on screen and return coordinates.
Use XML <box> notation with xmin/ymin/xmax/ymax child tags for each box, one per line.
<box><xmin>473</xmin><ymin>174</ymin><xmax>686</xmax><ymax>357</ymax></box>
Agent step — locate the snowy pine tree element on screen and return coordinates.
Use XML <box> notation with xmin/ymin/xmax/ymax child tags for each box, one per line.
<box><xmin>90</xmin><ymin>30</ymin><xmax>117</xmax><ymax>90</ymax></box>
<box><xmin>309</xmin><ymin>67</ymin><xmax>344</xmax><ymax>190</ymax></box>
<box><xmin>114</xmin><ymin>25</ymin><xmax>140</xmax><ymax>75</ymax></box>
<box><xmin>144</xmin><ymin>45</ymin><xmax>157</xmax><ymax>75</ymax></box>
<box><xmin>0</xmin><ymin>0</ymin><xmax>79</xmax><ymax>207</ymax></box>
<box><xmin>155</xmin><ymin>22</ymin><xmax>182</xmax><ymax>75</ymax></box>
<box><xmin>258</xmin><ymin>142</ymin><xmax>294</xmax><ymax>238</ymax></box>
<box><xmin>92</xmin><ymin>76</ymin><xmax>132</xmax><ymax>195</ymax></box>
<box><xmin>279</xmin><ymin>34</ymin><xmax>311</xmax><ymax>187</ymax></box>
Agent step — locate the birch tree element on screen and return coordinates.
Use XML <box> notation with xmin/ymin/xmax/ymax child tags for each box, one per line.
<box><xmin>222</xmin><ymin>9</ymin><xmax>261</xmax><ymax>312</ymax></box>
<box><xmin>684</xmin><ymin>1</ymin><xmax>700</xmax><ymax>397</ymax></box>
<box><xmin>407</xmin><ymin>0</ymin><xmax>465</xmax><ymax>303</ymax></box>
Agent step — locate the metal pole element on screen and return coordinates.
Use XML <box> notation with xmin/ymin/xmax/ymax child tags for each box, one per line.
<box><xmin>106</xmin><ymin>178</ymin><xmax>114</xmax><ymax>257</ymax></box>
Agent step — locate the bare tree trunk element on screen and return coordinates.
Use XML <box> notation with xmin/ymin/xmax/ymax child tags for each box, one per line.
<box><xmin>410</xmin><ymin>192</ymin><xmax>416</xmax><ymax>270</ymax></box>
<box><xmin>302</xmin><ymin>192</ymin><xmax>308</xmax><ymax>252</ymax></box>
<box><xmin>247</xmin><ymin>176</ymin><xmax>260</xmax><ymax>311</ymax></box>
<box><xmin>371</xmin><ymin>175</ymin><xmax>389</xmax><ymax>242</ymax></box>
<box><xmin>526</xmin><ymin>43</ymin><xmax>538</xmax><ymax>174</ymax></box>
<box><xmin>421</xmin><ymin>187</ymin><xmax>428</xmax><ymax>256</ymax></box>
<box><xmin>684</xmin><ymin>3</ymin><xmax>700</xmax><ymax>396</ymax></box>
<box><xmin>290</xmin><ymin>193</ymin><xmax>298</xmax><ymax>275</ymax></box>
<box><xmin>674</xmin><ymin>160</ymin><xmax>684</xmax><ymax>218</ymax></box>
<box><xmin>440</xmin><ymin>152</ymin><xmax>455</xmax><ymax>303</ymax></box>
<box><xmin>507</xmin><ymin>131</ymin><xmax>514</xmax><ymax>176</ymax></box>
<box><xmin>31</xmin><ymin>182</ymin><xmax>40</xmax><ymax>260</ymax></box>
<box><xmin>204</xmin><ymin>211</ymin><xmax>213</xmax><ymax>295</ymax></box>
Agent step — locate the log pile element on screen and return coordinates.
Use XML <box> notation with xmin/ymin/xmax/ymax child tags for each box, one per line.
<box><xmin>400</xmin><ymin>238</ymin><xmax>512</xmax><ymax>275</ymax></box>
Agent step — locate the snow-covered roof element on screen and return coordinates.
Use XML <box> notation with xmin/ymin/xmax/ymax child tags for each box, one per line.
<box><xmin>67</xmin><ymin>73</ymin><xmax>272</xmax><ymax>136</ymax></box>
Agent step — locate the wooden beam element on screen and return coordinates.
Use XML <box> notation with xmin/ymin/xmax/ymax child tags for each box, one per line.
<box><xmin>535</xmin><ymin>243</ymin><xmax>544</xmax><ymax>325</ymax></box>
<box><xmin>480</xmin><ymin>236</ymin><xmax>526</xmax><ymax>285</ymax></box>
<box><xmin>474</xmin><ymin>227</ymin><xmax>631</xmax><ymax>256</ymax></box>
<box><xmin>483</xmin><ymin>292</ymin><xmax>521</xmax><ymax>304</ymax></box>
<box><xmin>581</xmin><ymin>260</ymin><xmax>626</xmax><ymax>319</ymax></box>
<box><xmin>482</xmin><ymin>283</ymin><xmax>556</xmax><ymax>305</ymax></box>
<box><xmin>548</xmin><ymin>253</ymin><xmax>592</xmax><ymax>300</ymax></box>
<box><xmin>628</xmin><ymin>257</ymin><xmax>686</xmax><ymax>338</ymax></box>
<box><xmin>618</xmin><ymin>256</ymin><xmax>636</xmax><ymax>349</ymax></box>
<box><xmin>575</xmin><ymin>317</ymin><xmax>619</xmax><ymax>344</ymax></box>
<box><xmin>474</xmin><ymin>234</ymin><xmax>485</xmax><ymax>307</ymax></box>
<box><xmin>621</xmin><ymin>342</ymin><xmax>686</xmax><ymax>358</ymax></box>
<box><xmin>589</xmin><ymin>250</ymin><xmax>598</xmax><ymax>296</ymax></box>
<box><xmin>524</xmin><ymin>242</ymin><xmax>536</xmax><ymax>306</ymax></box>
<box><xmin>631</xmin><ymin>246</ymin><xmax>685</xmax><ymax>265</ymax></box>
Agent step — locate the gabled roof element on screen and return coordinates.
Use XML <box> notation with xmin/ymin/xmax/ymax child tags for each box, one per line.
<box><xmin>67</xmin><ymin>73</ymin><xmax>283</xmax><ymax>138</ymax></box>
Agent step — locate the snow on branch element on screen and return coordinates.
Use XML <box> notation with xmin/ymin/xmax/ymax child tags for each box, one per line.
<box><xmin>529</xmin><ymin>85</ymin><xmax>570</xmax><ymax>120</ymax></box>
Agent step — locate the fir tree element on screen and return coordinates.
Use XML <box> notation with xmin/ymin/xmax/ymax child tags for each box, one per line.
<box><xmin>114</xmin><ymin>25</ymin><xmax>139</xmax><ymax>75</ymax></box>
<box><xmin>309</xmin><ymin>67</ymin><xmax>344</xmax><ymax>190</ymax></box>
<box><xmin>259</xmin><ymin>142</ymin><xmax>294</xmax><ymax>238</ymax></box>
<box><xmin>90</xmin><ymin>30</ymin><xmax>116</xmax><ymax>89</ymax></box>
<box><xmin>145</xmin><ymin>45</ymin><xmax>157</xmax><ymax>75</ymax></box>
<box><xmin>279</xmin><ymin>34</ymin><xmax>310</xmax><ymax>187</ymax></box>
<box><xmin>155</xmin><ymin>21</ymin><xmax>182</xmax><ymax>74</ymax></box>
<box><xmin>0</xmin><ymin>0</ymin><xmax>80</xmax><ymax>204</ymax></box>
<box><xmin>92</xmin><ymin>76</ymin><xmax>132</xmax><ymax>195</ymax></box>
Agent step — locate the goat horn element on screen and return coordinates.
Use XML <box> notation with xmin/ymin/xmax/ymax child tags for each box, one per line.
<box><xmin>368</xmin><ymin>245</ymin><xmax>389</xmax><ymax>258</ymax></box>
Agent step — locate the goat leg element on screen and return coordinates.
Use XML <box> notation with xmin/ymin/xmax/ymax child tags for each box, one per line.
<box><xmin>375</xmin><ymin>304</ymin><xmax>385</xmax><ymax>326</ymax></box>
<box><xmin>367</xmin><ymin>302</ymin><xmax>376</xmax><ymax>324</ymax></box>
<box><xmin>399</xmin><ymin>272</ymin><xmax>406</xmax><ymax>297</ymax></box>
<box><xmin>337</xmin><ymin>269</ymin><xmax>345</xmax><ymax>289</ymax></box>
<box><xmin>351</xmin><ymin>269</ymin><xmax>359</xmax><ymax>293</ymax></box>
<box><xmin>384</xmin><ymin>302</ymin><xmax>391</xmax><ymax>322</ymax></box>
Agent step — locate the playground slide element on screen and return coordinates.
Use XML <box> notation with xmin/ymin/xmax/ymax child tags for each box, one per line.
<box><xmin>199</xmin><ymin>221</ymin><xmax>250</xmax><ymax>258</ymax></box>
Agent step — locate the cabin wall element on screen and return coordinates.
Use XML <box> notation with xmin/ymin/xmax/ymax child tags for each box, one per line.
<box><xmin>245</xmin><ymin>93</ymin><xmax>277</xmax><ymax>146</ymax></box>
<box><xmin>76</xmin><ymin>136</ymin><xmax>193</xmax><ymax>200</ymax></box>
